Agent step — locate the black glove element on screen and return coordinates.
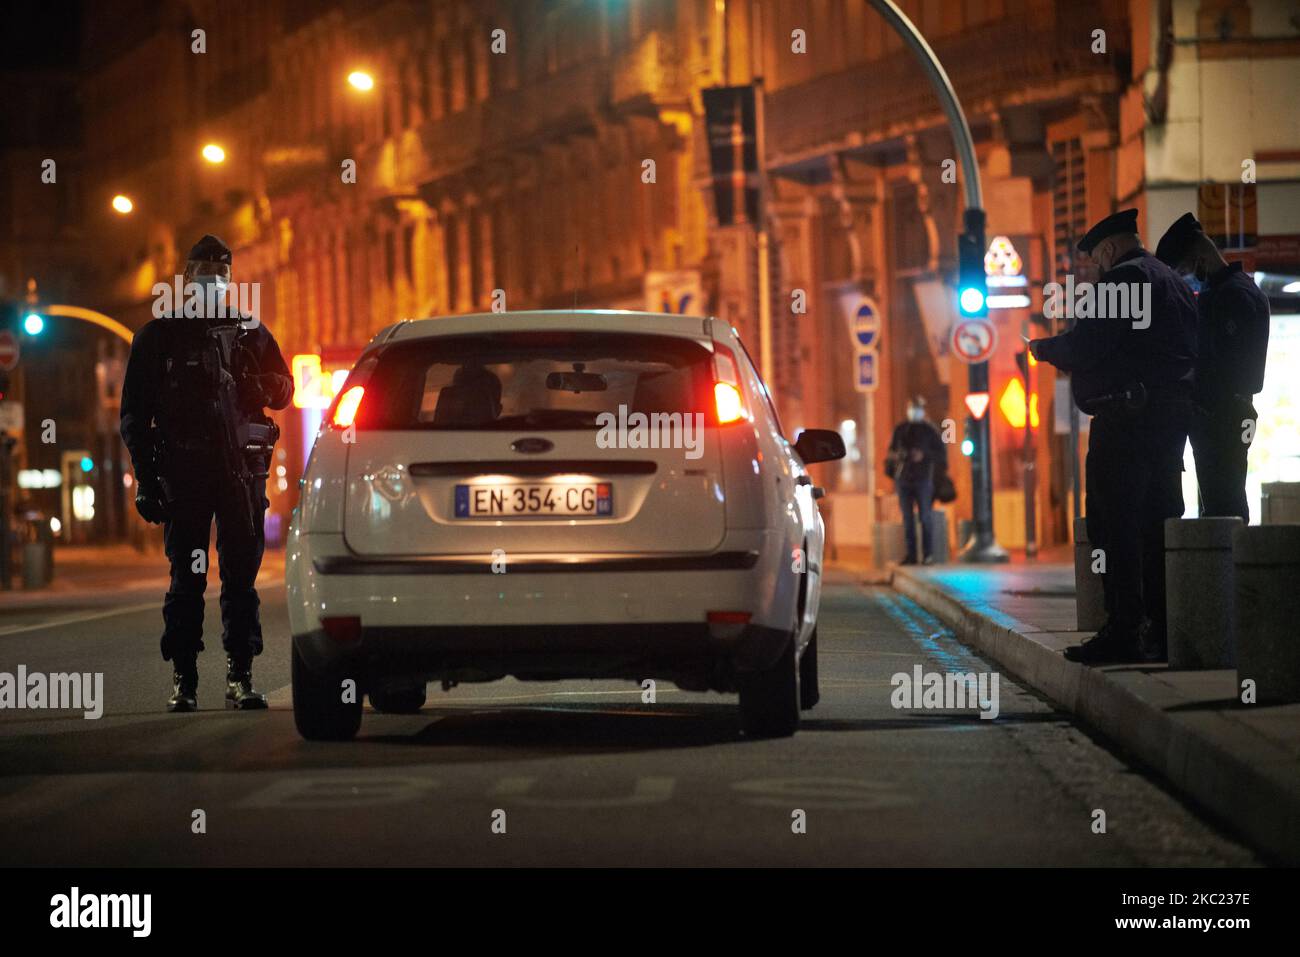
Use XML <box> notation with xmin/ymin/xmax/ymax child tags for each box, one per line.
<box><xmin>237</xmin><ymin>374</ymin><xmax>269</xmax><ymax>413</ymax></box>
<box><xmin>134</xmin><ymin>475</ymin><xmax>168</xmax><ymax>525</ymax></box>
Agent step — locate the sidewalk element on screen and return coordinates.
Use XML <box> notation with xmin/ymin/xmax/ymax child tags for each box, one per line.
<box><xmin>885</xmin><ymin>558</ymin><xmax>1300</xmax><ymax>864</ymax></box>
<box><xmin>0</xmin><ymin>543</ymin><xmax>284</xmax><ymax>608</ymax></box>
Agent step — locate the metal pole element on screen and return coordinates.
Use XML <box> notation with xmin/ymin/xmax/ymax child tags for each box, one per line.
<box><xmin>866</xmin><ymin>1</ymin><xmax>981</xmax><ymax>212</ymax></box>
<box><xmin>1023</xmin><ymin>316</ymin><xmax>1038</xmax><ymax>559</ymax></box>
<box><xmin>0</xmin><ymin>433</ymin><xmax>13</xmax><ymax>589</ymax></box>
<box><xmin>755</xmin><ymin>79</ymin><xmax>774</xmax><ymax>385</ymax></box>
<box><xmin>866</xmin><ymin>0</ymin><xmax>1004</xmax><ymax>561</ymax></box>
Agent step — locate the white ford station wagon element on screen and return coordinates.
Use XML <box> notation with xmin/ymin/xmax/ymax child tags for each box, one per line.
<box><xmin>286</xmin><ymin>310</ymin><xmax>845</xmax><ymax>740</ymax></box>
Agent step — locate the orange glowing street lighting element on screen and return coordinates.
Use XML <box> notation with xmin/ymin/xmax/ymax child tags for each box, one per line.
<box><xmin>111</xmin><ymin>194</ymin><xmax>133</xmax><ymax>214</ymax></box>
<box><xmin>347</xmin><ymin>70</ymin><xmax>375</xmax><ymax>91</ymax></box>
<box><xmin>201</xmin><ymin>143</ymin><xmax>226</xmax><ymax>164</ymax></box>
<box><xmin>347</xmin><ymin>70</ymin><xmax>375</xmax><ymax>90</ymax></box>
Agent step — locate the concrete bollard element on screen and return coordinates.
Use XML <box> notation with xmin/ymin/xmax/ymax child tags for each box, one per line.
<box><xmin>929</xmin><ymin>508</ymin><xmax>950</xmax><ymax>564</ymax></box>
<box><xmin>1233</xmin><ymin>524</ymin><xmax>1300</xmax><ymax>704</ymax></box>
<box><xmin>1261</xmin><ymin>482</ymin><xmax>1300</xmax><ymax>524</ymax></box>
<box><xmin>873</xmin><ymin>522</ymin><xmax>907</xmax><ymax>568</ymax></box>
<box><xmin>1073</xmin><ymin>517</ymin><xmax>1106</xmax><ymax>633</ymax></box>
<box><xmin>1165</xmin><ymin>517</ymin><xmax>1242</xmax><ymax>670</ymax></box>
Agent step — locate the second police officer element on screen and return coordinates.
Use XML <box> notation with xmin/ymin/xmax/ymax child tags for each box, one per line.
<box><xmin>1156</xmin><ymin>212</ymin><xmax>1270</xmax><ymax>522</ymax></box>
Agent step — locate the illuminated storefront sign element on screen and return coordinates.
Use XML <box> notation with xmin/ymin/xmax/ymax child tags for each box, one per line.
<box><xmin>985</xmin><ymin>235</ymin><xmax>1031</xmax><ymax>309</ymax></box>
<box><xmin>292</xmin><ymin>353</ymin><xmax>351</xmax><ymax>410</ymax></box>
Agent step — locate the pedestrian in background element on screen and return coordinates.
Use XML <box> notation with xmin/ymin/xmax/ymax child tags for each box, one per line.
<box><xmin>1156</xmin><ymin>213</ymin><xmax>1270</xmax><ymax>523</ymax></box>
<box><xmin>886</xmin><ymin>397</ymin><xmax>949</xmax><ymax>565</ymax></box>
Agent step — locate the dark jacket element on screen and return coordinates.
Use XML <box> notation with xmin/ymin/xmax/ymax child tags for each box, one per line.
<box><xmin>1192</xmin><ymin>262</ymin><xmax>1270</xmax><ymax>414</ymax></box>
<box><xmin>1035</xmin><ymin>249</ymin><xmax>1198</xmax><ymax>413</ymax></box>
<box><xmin>886</xmin><ymin>420</ymin><xmax>947</xmax><ymax>486</ymax></box>
<box><xmin>120</xmin><ymin>316</ymin><xmax>292</xmax><ymax>479</ymax></box>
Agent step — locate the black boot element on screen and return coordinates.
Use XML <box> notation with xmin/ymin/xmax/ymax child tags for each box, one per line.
<box><xmin>225</xmin><ymin>656</ymin><xmax>268</xmax><ymax>710</ymax></box>
<box><xmin>1138</xmin><ymin>618</ymin><xmax>1167</xmax><ymax>663</ymax></box>
<box><xmin>168</xmin><ymin>658</ymin><xmax>199</xmax><ymax>712</ymax></box>
<box><xmin>1063</xmin><ymin>621</ymin><xmax>1143</xmax><ymax>665</ymax></box>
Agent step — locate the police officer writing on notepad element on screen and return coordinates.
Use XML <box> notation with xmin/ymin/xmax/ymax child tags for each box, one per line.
<box><xmin>1029</xmin><ymin>209</ymin><xmax>1197</xmax><ymax>664</ymax></box>
<box><xmin>1156</xmin><ymin>213</ymin><xmax>1270</xmax><ymax>522</ymax></box>
<box><xmin>120</xmin><ymin>235</ymin><xmax>292</xmax><ymax>711</ymax></box>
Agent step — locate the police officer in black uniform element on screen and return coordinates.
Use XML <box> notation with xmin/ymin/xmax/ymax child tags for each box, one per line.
<box><xmin>120</xmin><ymin>235</ymin><xmax>292</xmax><ymax>711</ymax></box>
<box><xmin>1030</xmin><ymin>209</ymin><xmax>1198</xmax><ymax>664</ymax></box>
<box><xmin>1156</xmin><ymin>212</ymin><xmax>1270</xmax><ymax>522</ymax></box>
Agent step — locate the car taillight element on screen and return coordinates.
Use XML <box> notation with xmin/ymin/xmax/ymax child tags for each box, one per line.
<box><xmin>331</xmin><ymin>386</ymin><xmax>364</xmax><ymax>429</ymax></box>
<box><xmin>714</xmin><ymin>382</ymin><xmax>744</xmax><ymax>424</ymax></box>
<box><xmin>713</xmin><ymin>345</ymin><xmax>747</xmax><ymax>425</ymax></box>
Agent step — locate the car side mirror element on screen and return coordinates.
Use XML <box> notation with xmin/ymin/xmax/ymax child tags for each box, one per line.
<box><xmin>793</xmin><ymin>428</ymin><xmax>846</xmax><ymax>465</ymax></box>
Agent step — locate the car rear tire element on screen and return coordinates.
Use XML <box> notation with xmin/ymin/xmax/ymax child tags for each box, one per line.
<box><xmin>369</xmin><ymin>684</ymin><xmax>427</xmax><ymax>714</ymax></box>
<box><xmin>738</xmin><ymin>637</ymin><xmax>800</xmax><ymax>738</ymax></box>
<box><xmin>292</xmin><ymin>643</ymin><xmax>362</xmax><ymax>741</ymax></box>
<box><xmin>799</xmin><ymin>627</ymin><xmax>820</xmax><ymax>710</ymax></box>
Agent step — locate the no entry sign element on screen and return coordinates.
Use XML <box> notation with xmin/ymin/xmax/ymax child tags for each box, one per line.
<box><xmin>0</xmin><ymin>330</ymin><xmax>19</xmax><ymax>372</ymax></box>
<box><xmin>950</xmin><ymin>319</ymin><xmax>996</xmax><ymax>364</ymax></box>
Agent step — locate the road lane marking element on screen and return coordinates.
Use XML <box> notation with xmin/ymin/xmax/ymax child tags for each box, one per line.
<box><xmin>489</xmin><ymin>775</ymin><xmax>676</xmax><ymax>807</ymax></box>
<box><xmin>238</xmin><ymin>774</ymin><xmax>441</xmax><ymax>809</ymax></box>
<box><xmin>0</xmin><ymin>602</ymin><xmax>159</xmax><ymax>638</ymax></box>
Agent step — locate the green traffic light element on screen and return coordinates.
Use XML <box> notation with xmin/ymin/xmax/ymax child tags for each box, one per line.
<box><xmin>23</xmin><ymin>313</ymin><xmax>45</xmax><ymax>335</ymax></box>
<box><xmin>958</xmin><ymin>287</ymin><xmax>986</xmax><ymax>315</ymax></box>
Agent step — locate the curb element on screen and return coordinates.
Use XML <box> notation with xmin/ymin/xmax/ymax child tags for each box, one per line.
<box><xmin>891</xmin><ymin>565</ymin><xmax>1300</xmax><ymax>865</ymax></box>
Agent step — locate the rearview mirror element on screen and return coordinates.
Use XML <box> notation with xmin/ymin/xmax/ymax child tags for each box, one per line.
<box><xmin>546</xmin><ymin>371</ymin><xmax>608</xmax><ymax>393</ymax></box>
<box><xmin>793</xmin><ymin>428</ymin><xmax>846</xmax><ymax>465</ymax></box>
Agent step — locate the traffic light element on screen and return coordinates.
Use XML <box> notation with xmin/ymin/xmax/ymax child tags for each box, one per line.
<box><xmin>960</xmin><ymin>417</ymin><xmax>975</xmax><ymax>457</ymax></box>
<box><xmin>23</xmin><ymin>313</ymin><xmax>45</xmax><ymax>335</ymax></box>
<box><xmin>957</xmin><ymin>231</ymin><xmax>987</xmax><ymax>317</ymax></box>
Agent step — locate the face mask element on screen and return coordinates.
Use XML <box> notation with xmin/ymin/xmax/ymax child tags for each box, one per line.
<box><xmin>907</xmin><ymin>407</ymin><xmax>924</xmax><ymax>423</ymax></box>
<box><xmin>1180</xmin><ymin>272</ymin><xmax>1204</xmax><ymax>294</ymax></box>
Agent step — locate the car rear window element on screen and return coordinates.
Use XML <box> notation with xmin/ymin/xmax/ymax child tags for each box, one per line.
<box><xmin>355</xmin><ymin>331</ymin><xmax>714</xmax><ymax>431</ymax></box>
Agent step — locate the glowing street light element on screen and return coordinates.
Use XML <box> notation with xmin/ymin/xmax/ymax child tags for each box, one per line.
<box><xmin>111</xmin><ymin>194</ymin><xmax>134</xmax><ymax>214</ymax></box>
<box><xmin>201</xmin><ymin>143</ymin><xmax>226</xmax><ymax>164</ymax></box>
<box><xmin>347</xmin><ymin>70</ymin><xmax>375</xmax><ymax>91</ymax></box>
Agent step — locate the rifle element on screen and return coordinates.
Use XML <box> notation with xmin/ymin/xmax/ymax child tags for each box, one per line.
<box><xmin>201</xmin><ymin>322</ymin><xmax>278</xmax><ymax>538</ymax></box>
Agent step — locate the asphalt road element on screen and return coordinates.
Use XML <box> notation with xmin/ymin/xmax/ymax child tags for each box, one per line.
<box><xmin>0</xmin><ymin>572</ymin><xmax>1257</xmax><ymax>866</ymax></box>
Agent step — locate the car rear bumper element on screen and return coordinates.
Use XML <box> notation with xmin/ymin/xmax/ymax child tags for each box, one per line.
<box><xmin>292</xmin><ymin>621</ymin><xmax>789</xmax><ymax>693</ymax></box>
<box><xmin>286</xmin><ymin>529</ymin><xmax>797</xmax><ymax>690</ymax></box>
<box><xmin>311</xmin><ymin>550</ymin><xmax>759</xmax><ymax>575</ymax></box>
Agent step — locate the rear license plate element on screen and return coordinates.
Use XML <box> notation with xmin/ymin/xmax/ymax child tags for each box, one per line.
<box><xmin>454</xmin><ymin>482</ymin><xmax>612</xmax><ymax>518</ymax></box>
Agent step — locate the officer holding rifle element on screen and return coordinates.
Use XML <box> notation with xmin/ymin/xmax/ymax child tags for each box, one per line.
<box><xmin>120</xmin><ymin>235</ymin><xmax>292</xmax><ymax>712</ymax></box>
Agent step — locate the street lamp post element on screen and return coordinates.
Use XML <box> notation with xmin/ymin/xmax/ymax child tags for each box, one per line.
<box><xmin>865</xmin><ymin>0</ymin><xmax>1006</xmax><ymax>562</ymax></box>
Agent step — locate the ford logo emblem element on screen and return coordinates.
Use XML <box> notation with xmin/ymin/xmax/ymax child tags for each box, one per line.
<box><xmin>511</xmin><ymin>438</ymin><xmax>553</xmax><ymax>454</ymax></box>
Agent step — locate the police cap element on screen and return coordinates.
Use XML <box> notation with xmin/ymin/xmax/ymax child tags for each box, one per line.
<box><xmin>187</xmin><ymin>234</ymin><xmax>231</xmax><ymax>265</ymax></box>
<box><xmin>1155</xmin><ymin>212</ymin><xmax>1203</xmax><ymax>269</ymax></box>
<box><xmin>1077</xmin><ymin>208</ymin><xmax>1139</xmax><ymax>254</ymax></box>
